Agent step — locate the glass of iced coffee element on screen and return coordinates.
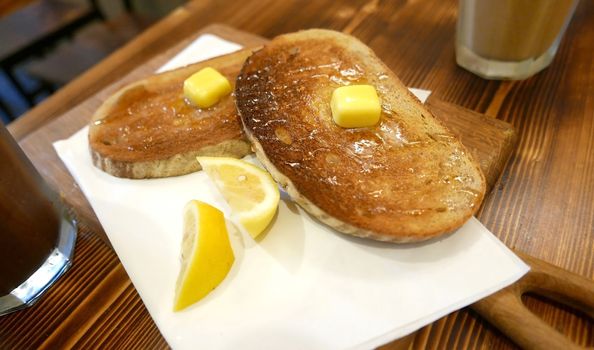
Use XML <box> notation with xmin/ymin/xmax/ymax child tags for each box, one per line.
<box><xmin>456</xmin><ymin>0</ymin><xmax>579</xmax><ymax>80</ymax></box>
<box><xmin>0</xmin><ymin>123</ymin><xmax>76</xmax><ymax>316</ymax></box>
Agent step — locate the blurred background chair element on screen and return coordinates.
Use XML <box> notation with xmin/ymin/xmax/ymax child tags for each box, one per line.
<box><xmin>0</xmin><ymin>0</ymin><xmax>103</xmax><ymax>121</ymax></box>
<box><xmin>0</xmin><ymin>0</ymin><xmax>184</xmax><ymax>124</ymax></box>
<box><xmin>25</xmin><ymin>0</ymin><xmax>154</xmax><ymax>92</ymax></box>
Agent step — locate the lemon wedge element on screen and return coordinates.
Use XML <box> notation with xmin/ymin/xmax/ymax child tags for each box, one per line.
<box><xmin>173</xmin><ymin>200</ymin><xmax>234</xmax><ymax>312</ymax></box>
<box><xmin>197</xmin><ymin>157</ymin><xmax>280</xmax><ymax>238</ymax></box>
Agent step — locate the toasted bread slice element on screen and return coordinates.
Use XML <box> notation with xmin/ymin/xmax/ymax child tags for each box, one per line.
<box><xmin>89</xmin><ymin>49</ymin><xmax>254</xmax><ymax>179</ymax></box>
<box><xmin>236</xmin><ymin>29</ymin><xmax>486</xmax><ymax>242</ymax></box>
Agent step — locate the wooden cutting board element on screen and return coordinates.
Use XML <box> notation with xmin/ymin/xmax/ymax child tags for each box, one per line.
<box><xmin>17</xmin><ymin>24</ymin><xmax>516</xmax><ymax>239</ymax></box>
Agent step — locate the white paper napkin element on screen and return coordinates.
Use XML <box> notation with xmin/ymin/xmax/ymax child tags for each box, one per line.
<box><xmin>53</xmin><ymin>34</ymin><xmax>528</xmax><ymax>350</ymax></box>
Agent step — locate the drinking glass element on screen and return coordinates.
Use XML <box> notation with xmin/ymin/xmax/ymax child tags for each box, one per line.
<box><xmin>456</xmin><ymin>0</ymin><xmax>579</xmax><ymax>80</ymax></box>
<box><xmin>0</xmin><ymin>123</ymin><xmax>76</xmax><ymax>316</ymax></box>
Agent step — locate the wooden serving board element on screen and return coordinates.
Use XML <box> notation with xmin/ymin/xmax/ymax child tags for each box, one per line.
<box><xmin>17</xmin><ymin>24</ymin><xmax>516</xmax><ymax>240</ymax></box>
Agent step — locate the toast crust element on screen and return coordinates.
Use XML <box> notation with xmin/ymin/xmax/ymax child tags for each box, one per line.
<box><xmin>236</xmin><ymin>29</ymin><xmax>486</xmax><ymax>242</ymax></box>
<box><xmin>89</xmin><ymin>49</ymin><xmax>254</xmax><ymax>179</ymax></box>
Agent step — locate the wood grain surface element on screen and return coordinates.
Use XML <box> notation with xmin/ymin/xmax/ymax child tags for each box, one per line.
<box><xmin>2</xmin><ymin>0</ymin><xmax>593</xmax><ymax>349</ymax></box>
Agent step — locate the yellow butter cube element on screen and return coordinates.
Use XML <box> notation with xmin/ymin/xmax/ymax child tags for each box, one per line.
<box><xmin>183</xmin><ymin>67</ymin><xmax>232</xmax><ymax>108</ymax></box>
<box><xmin>330</xmin><ymin>85</ymin><xmax>381</xmax><ymax>128</ymax></box>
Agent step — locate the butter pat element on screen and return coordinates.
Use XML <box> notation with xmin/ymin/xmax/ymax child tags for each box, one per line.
<box><xmin>184</xmin><ymin>67</ymin><xmax>232</xmax><ymax>108</ymax></box>
<box><xmin>331</xmin><ymin>85</ymin><xmax>381</xmax><ymax>128</ymax></box>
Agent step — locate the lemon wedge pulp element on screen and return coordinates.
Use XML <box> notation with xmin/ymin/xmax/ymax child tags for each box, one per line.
<box><xmin>197</xmin><ymin>157</ymin><xmax>280</xmax><ymax>238</ymax></box>
<box><xmin>173</xmin><ymin>200</ymin><xmax>234</xmax><ymax>312</ymax></box>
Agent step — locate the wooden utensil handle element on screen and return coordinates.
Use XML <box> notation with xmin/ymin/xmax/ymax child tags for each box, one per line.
<box><xmin>471</xmin><ymin>252</ymin><xmax>594</xmax><ymax>350</ymax></box>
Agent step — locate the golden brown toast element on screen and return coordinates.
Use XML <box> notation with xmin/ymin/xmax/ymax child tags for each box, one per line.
<box><xmin>236</xmin><ymin>29</ymin><xmax>486</xmax><ymax>242</ymax></box>
<box><xmin>89</xmin><ymin>49</ymin><xmax>254</xmax><ymax>179</ymax></box>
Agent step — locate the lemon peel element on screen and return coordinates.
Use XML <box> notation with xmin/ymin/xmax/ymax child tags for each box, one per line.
<box><xmin>197</xmin><ymin>157</ymin><xmax>280</xmax><ymax>238</ymax></box>
<box><xmin>173</xmin><ymin>200</ymin><xmax>234</xmax><ymax>311</ymax></box>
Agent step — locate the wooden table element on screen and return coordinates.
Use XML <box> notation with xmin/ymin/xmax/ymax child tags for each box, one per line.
<box><xmin>2</xmin><ymin>0</ymin><xmax>593</xmax><ymax>348</ymax></box>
